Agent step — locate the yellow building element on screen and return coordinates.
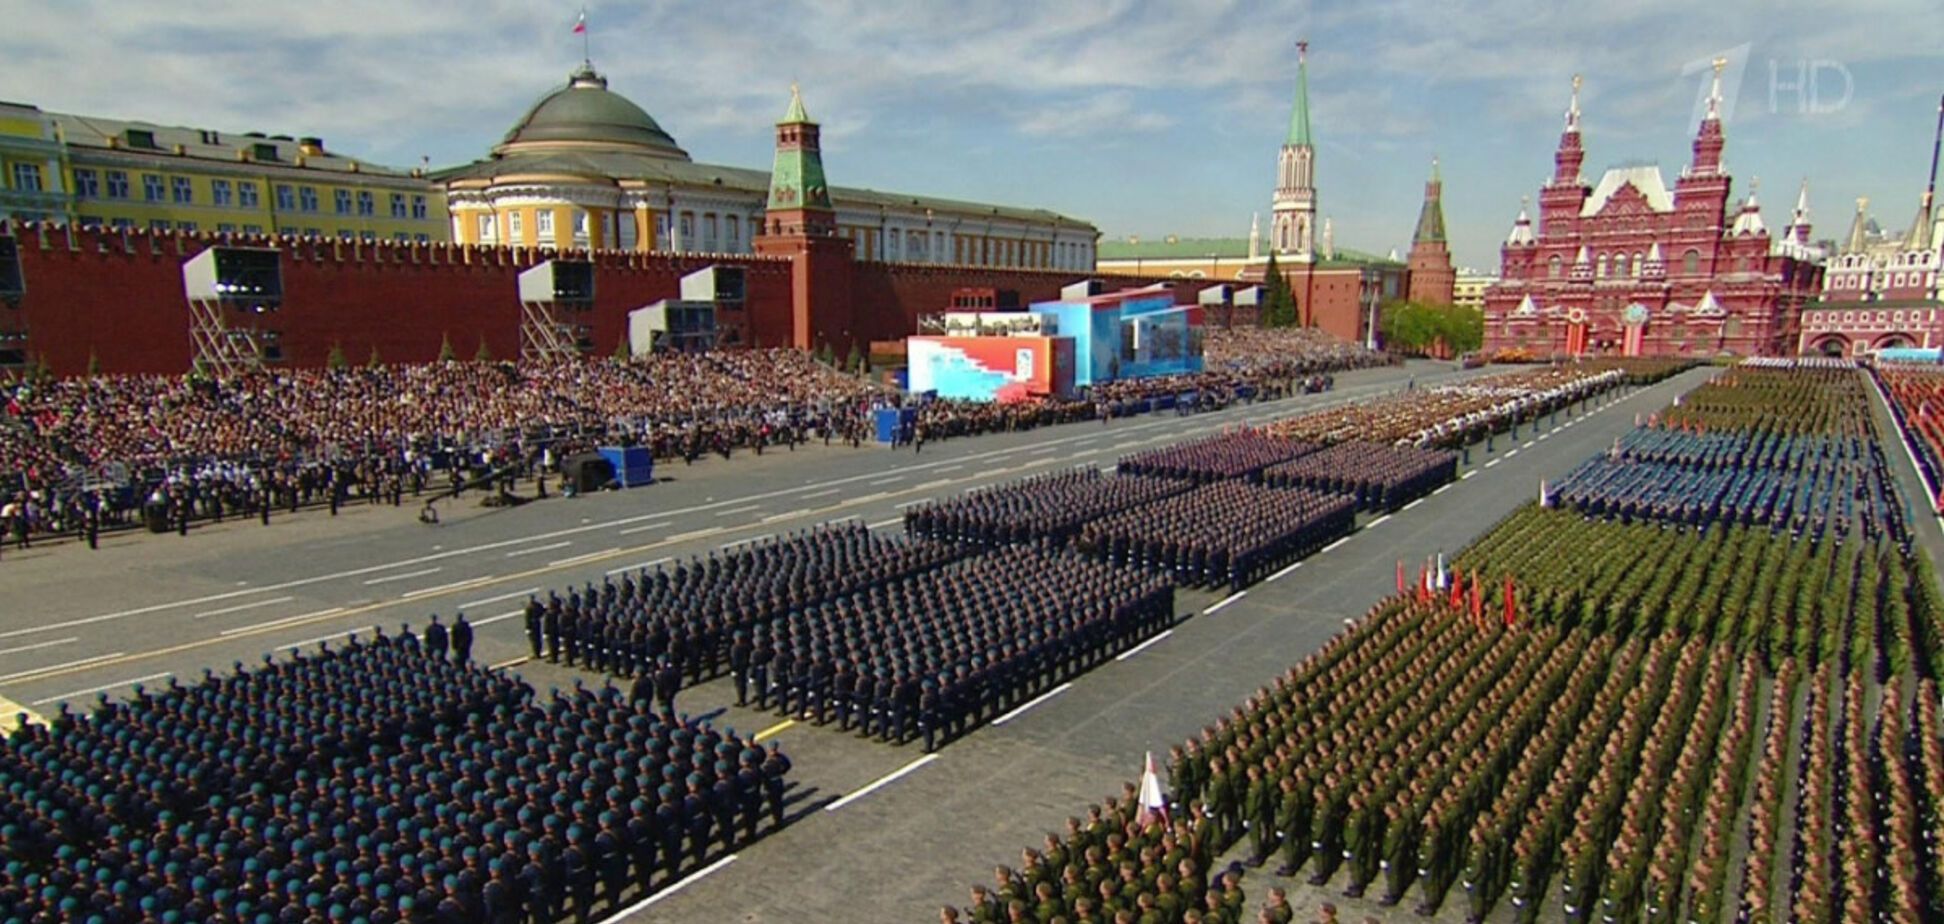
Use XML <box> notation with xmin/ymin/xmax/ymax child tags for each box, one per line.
<box><xmin>0</xmin><ymin>102</ymin><xmax>70</xmax><ymax>222</ymax></box>
<box><xmin>2</xmin><ymin>102</ymin><xmax>448</xmax><ymax>242</ymax></box>
<box><xmin>1453</xmin><ymin>268</ymin><xmax>1497</xmax><ymax>311</ymax></box>
<box><xmin>436</xmin><ymin>65</ymin><xmax>1098</xmax><ymax>267</ymax></box>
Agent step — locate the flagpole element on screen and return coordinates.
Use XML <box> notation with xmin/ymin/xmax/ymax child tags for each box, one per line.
<box><xmin>580</xmin><ymin>5</ymin><xmax>590</xmax><ymax>64</ymax></box>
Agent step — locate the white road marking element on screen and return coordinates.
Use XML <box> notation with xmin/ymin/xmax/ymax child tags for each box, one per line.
<box><xmin>549</xmin><ymin>549</ymin><xmax>618</xmax><ymax>568</ymax></box>
<box><xmin>801</xmin><ymin>488</ymin><xmax>841</xmax><ymax>499</ymax></box>
<box><xmin>826</xmin><ymin>754</ymin><xmax>941</xmax><ymax>812</ymax></box>
<box><xmin>1367</xmin><ymin>514</ymin><xmax>1393</xmax><ymax>528</ymax></box>
<box><xmin>992</xmin><ymin>682</ymin><xmax>1076</xmax><ymax>724</ymax></box>
<box><xmin>401</xmin><ymin>576</ymin><xmax>497</xmax><ymax>600</ymax></box>
<box><xmin>720</xmin><ymin>534</ymin><xmax>775</xmax><ymax>551</ymax></box>
<box><xmin>1114</xmin><ymin>630</ymin><xmax>1175</xmax><ymax>661</ymax></box>
<box><xmin>1320</xmin><ymin>536</ymin><xmax>1351</xmax><ymax>553</ymax></box>
<box><xmin>192</xmin><ymin>597</ymin><xmax>295</xmax><ymax>620</ymax></box>
<box><xmin>219</xmin><ymin>607</ymin><xmax>346</xmax><ymax>637</ymax></box>
<box><xmin>867</xmin><ymin>518</ymin><xmax>903</xmax><ymax>530</ymax></box>
<box><xmin>278</xmin><ymin>626</ymin><xmax>377</xmax><ymax>651</ymax></box>
<box><xmin>505</xmin><ymin>541</ymin><xmax>572</xmax><ymax>558</ymax></box>
<box><xmin>469</xmin><ymin>609</ymin><xmax>526</xmax><ymax>628</ymax></box>
<box><xmin>617</xmin><ymin>521</ymin><xmax>670</xmax><ymax>535</ymax></box>
<box><xmin>460</xmin><ymin>588</ymin><xmax>541</xmax><ymax>609</ymax></box>
<box><xmin>32</xmin><ymin>672</ymin><xmax>174</xmax><ymax>706</ymax></box>
<box><xmin>363</xmin><ymin>567</ymin><xmax>442</xmax><ymax>585</ymax></box>
<box><xmin>0</xmin><ymin>637</ymin><xmax>79</xmax><ymax>658</ymax></box>
<box><xmin>1433</xmin><ymin>484</ymin><xmax>1453</xmax><ymax>495</ymax></box>
<box><xmin>668</xmin><ymin>526</ymin><xmax>726</xmax><ymax>543</ymax></box>
<box><xmin>1506</xmin><ymin>449</ymin><xmax>1520</xmax><ymax>457</ymax></box>
<box><xmin>1267</xmin><ymin>560</ymin><xmax>1304</xmax><ymax>582</ymax></box>
<box><xmin>606</xmin><ymin>557</ymin><xmax>672</xmax><ymax>577</ymax></box>
<box><xmin>868</xmin><ymin>475</ymin><xmax>906</xmax><ymax>486</ymax></box>
<box><xmin>598</xmin><ymin>855</ymin><xmax>738</xmax><ymax>919</ymax></box>
<box><xmin>1484</xmin><ymin>459</ymin><xmax>1502</xmax><ymax>468</ymax></box>
<box><xmin>714</xmin><ymin>504</ymin><xmax>763</xmax><ymax>517</ymax></box>
<box><xmin>762</xmin><ymin>509</ymin><xmax>810</xmax><ymax>523</ymax></box>
<box><xmin>1204</xmin><ymin>591</ymin><xmax>1247</xmax><ymax>615</ymax></box>
<box><xmin>1402</xmin><ymin>498</ymin><xmax>1425</xmax><ymax>510</ymax></box>
<box><xmin>0</xmin><ymin>652</ymin><xmax>127</xmax><ymax>683</ymax></box>
<box><xmin>894</xmin><ymin>498</ymin><xmax>932</xmax><ymax>510</ymax></box>
<box><xmin>1461</xmin><ymin>470</ymin><xmax>1478</xmax><ymax>480</ymax></box>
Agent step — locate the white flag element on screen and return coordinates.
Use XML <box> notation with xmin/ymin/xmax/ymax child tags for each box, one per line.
<box><xmin>1137</xmin><ymin>751</ymin><xmax>1168</xmax><ymax>825</ymax></box>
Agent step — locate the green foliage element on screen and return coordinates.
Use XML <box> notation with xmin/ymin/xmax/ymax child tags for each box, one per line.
<box><xmin>844</xmin><ymin>341</ymin><xmax>862</xmax><ymax>374</ymax></box>
<box><xmin>614</xmin><ymin>333</ymin><xmax>632</xmax><ymax>363</ymax></box>
<box><xmin>326</xmin><ymin>343</ymin><xmax>348</xmax><ymax>371</ymax></box>
<box><xmin>367</xmin><ymin>345</ymin><xmax>383</xmax><ymax>369</ymax></box>
<box><xmin>1380</xmin><ymin>300</ymin><xmax>1483</xmax><ymax>355</ymax></box>
<box><xmin>1258</xmin><ymin>253</ymin><xmax>1299</xmax><ymax>328</ymax></box>
<box><xmin>437</xmin><ymin>333</ymin><xmax>456</xmax><ymax>364</ymax></box>
<box><xmin>87</xmin><ymin>349</ymin><xmax>101</xmax><ymax>378</ymax></box>
<box><xmin>473</xmin><ymin>335</ymin><xmax>494</xmax><ymax>363</ymax></box>
<box><xmin>817</xmin><ymin>341</ymin><xmax>835</xmax><ymax>365</ymax></box>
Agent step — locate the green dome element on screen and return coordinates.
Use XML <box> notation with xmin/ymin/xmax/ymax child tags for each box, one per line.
<box><xmin>496</xmin><ymin>65</ymin><xmax>688</xmax><ymax>160</ymax></box>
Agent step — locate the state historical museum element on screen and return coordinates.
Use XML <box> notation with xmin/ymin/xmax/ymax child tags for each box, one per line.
<box><xmin>1482</xmin><ymin>64</ymin><xmax>1824</xmax><ymax>358</ymax></box>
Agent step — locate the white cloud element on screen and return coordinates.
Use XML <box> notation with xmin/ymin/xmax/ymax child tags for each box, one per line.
<box><xmin>1016</xmin><ymin>92</ymin><xmax>1172</xmax><ymax>138</ymax></box>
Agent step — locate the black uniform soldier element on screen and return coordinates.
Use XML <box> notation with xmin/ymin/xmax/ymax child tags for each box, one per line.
<box><xmin>423</xmin><ymin>614</ymin><xmax>450</xmax><ymax>662</ymax></box>
<box><xmin>524</xmin><ymin>596</ymin><xmax>544</xmax><ymax>658</ymax></box>
<box><xmin>729</xmin><ymin>630</ymin><xmax>752</xmax><ymax>706</ymax></box>
<box><xmin>450</xmin><ymin>612</ymin><xmax>474</xmax><ymax>665</ymax></box>
<box><xmin>761</xmin><ymin>741</ymin><xmax>791</xmax><ymax>827</ymax></box>
<box><xmin>653</xmin><ymin>656</ymin><xmax>683</xmax><ymax>718</ymax></box>
<box><xmin>542</xmin><ymin>602</ymin><xmax>563</xmax><ymax>662</ymax></box>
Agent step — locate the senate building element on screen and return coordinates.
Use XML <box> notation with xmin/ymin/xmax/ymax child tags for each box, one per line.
<box><xmin>434</xmin><ymin>63</ymin><xmax>1099</xmax><ymax>271</ymax></box>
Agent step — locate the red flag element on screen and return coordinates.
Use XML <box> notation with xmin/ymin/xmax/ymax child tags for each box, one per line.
<box><xmin>1396</xmin><ymin>560</ymin><xmax>1406</xmax><ymax>595</ymax></box>
<box><xmin>1448</xmin><ymin>570</ymin><xmax>1464</xmax><ymax>609</ymax></box>
<box><xmin>1502</xmin><ymin>576</ymin><xmax>1517</xmax><ymax>628</ymax></box>
<box><xmin>572</xmin><ymin>11</ymin><xmax>587</xmax><ymax>33</ymax></box>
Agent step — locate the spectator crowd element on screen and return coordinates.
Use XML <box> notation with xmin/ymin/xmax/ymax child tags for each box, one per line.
<box><xmin>0</xmin><ymin>351</ymin><xmax>887</xmax><ymax>547</ymax></box>
<box><xmin>1</xmin><ymin>330</ymin><xmax>1395</xmax><ymax>550</ymax></box>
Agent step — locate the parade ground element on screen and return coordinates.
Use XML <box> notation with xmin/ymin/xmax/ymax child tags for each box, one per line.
<box><xmin>10</xmin><ymin>357</ymin><xmax>1891</xmax><ymax>922</ymax></box>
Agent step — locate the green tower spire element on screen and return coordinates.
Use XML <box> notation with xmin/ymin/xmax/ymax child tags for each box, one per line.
<box><xmin>1413</xmin><ymin>156</ymin><xmax>1447</xmax><ymax>244</ymax></box>
<box><xmin>1286</xmin><ymin>40</ymin><xmax>1312</xmax><ymax>147</ymax></box>
<box><xmin>781</xmin><ymin>81</ymin><xmax>811</xmax><ymax>125</ymax></box>
<box><xmin>767</xmin><ymin>83</ymin><xmax>831</xmax><ymax>212</ymax></box>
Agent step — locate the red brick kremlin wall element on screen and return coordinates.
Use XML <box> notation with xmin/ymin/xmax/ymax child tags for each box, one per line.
<box><xmin>5</xmin><ymin>224</ymin><xmax>1214</xmax><ymax>376</ymax></box>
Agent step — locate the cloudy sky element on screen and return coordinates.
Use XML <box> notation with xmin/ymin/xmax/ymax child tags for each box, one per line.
<box><xmin>4</xmin><ymin>0</ymin><xmax>1940</xmax><ymax>268</ymax></box>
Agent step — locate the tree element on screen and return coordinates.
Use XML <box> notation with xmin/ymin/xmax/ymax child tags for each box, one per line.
<box><xmin>1259</xmin><ymin>253</ymin><xmax>1299</xmax><ymax>328</ymax></box>
<box><xmin>437</xmin><ymin>333</ymin><xmax>456</xmax><ymax>363</ymax></box>
<box><xmin>844</xmin><ymin>341</ymin><xmax>863</xmax><ymax>375</ymax></box>
<box><xmin>474</xmin><ymin>335</ymin><xmax>494</xmax><ymax>363</ymax></box>
<box><xmin>326</xmin><ymin>342</ymin><xmax>349</xmax><ymax>371</ymax></box>
<box><xmin>817</xmin><ymin>340</ymin><xmax>835</xmax><ymax>365</ymax></box>
<box><xmin>1379</xmin><ymin>301</ymin><xmax>1484</xmax><ymax>356</ymax></box>
<box><xmin>613</xmin><ymin>333</ymin><xmax>632</xmax><ymax>363</ymax></box>
<box><xmin>87</xmin><ymin>349</ymin><xmax>101</xmax><ymax>377</ymax></box>
<box><xmin>367</xmin><ymin>344</ymin><xmax>383</xmax><ymax>369</ymax></box>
